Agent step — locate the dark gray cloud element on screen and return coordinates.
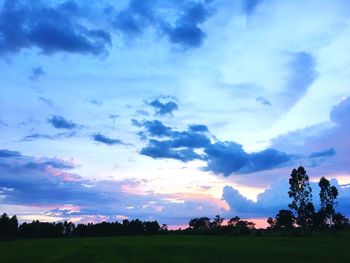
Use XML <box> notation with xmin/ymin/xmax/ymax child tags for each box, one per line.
<box><xmin>309</xmin><ymin>147</ymin><xmax>336</xmax><ymax>158</ymax></box>
<box><xmin>140</xmin><ymin>139</ymin><xmax>202</xmax><ymax>162</ymax></box>
<box><xmin>112</xmin><ymin>0</ymin><xmax>154</xmax><ymax>37</ymax></box>
<box><xmin>149</xmin><ymin>99</ymin><xmax>178</xmax><ymax>116</ymax></box>
<box><xmin>256</xmin><ymin>96</ymin><xmax>271</xmax><ymax>106</ymax></box>
<box><xmin>29</xmin><ymin>66</ymin><xmax>45</xmax><ymax>80</ymax></box>
<box><xmin>0</xmin><ymin>0</ymin><xmax>111</xmax><ymax>56</ymax></box>
<box><xmin>203</xmin><ymin>143</ymin><xmax>295</xmax><ymax>176</ymax></box>
<box><xmin>93</xmin><ymin>133</ymin><xmax>124</xmax><ymax>146</ymax></box>
<box><xmin>141</xmin><ymin>120</ymin><xmax>173</xmax><ymax>137</ymax></box>
<box><xmin>111</xmin><ymin>0</ymin><xmax>214</xmax><ymax>49</ymax></box>
<box><xmin>138</xmin><ymin>119</ymin><xmax>209</xmax><ymax>162</ymax></box>
<box><xmin>137</xmin><ymin>119</ymin><xmax>297</xmax><ymax>174</ymax></box>
<box><xmin>48</xmin><ymin>115</ymin><xmax>77</xmax><ymax>129</ymax></box>
<box><xmin>0</xmin><ymin>149</ymin><xmax>21</xmax><ymax>158</ymax></box>
<box><xmin>163</xmin><ymin>1</ymin><xmax>212</xmax><ymax>48</ymax></box>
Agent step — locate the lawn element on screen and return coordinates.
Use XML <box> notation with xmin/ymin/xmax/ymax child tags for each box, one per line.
<box><xmin>0</xmin><ymin>233</ymin><xmax>349</xmax><ymax>263</ymax></box>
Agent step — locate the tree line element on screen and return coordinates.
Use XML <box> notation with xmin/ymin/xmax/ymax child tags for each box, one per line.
<box><xmin>0</xmin><ymin>166</ymin><xmax>349</xmax><ymax>240</ymax></box>
<box><xmin>0</xmin><ymin>217</ymin><xmax>167</xmax><ymax>240</ymax></box>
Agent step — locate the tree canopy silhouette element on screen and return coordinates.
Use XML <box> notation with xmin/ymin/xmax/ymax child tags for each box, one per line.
<box><xmin>288</xmin><ymin>166</ymin><xmax>315</xmax><ymax>229</ymax></box>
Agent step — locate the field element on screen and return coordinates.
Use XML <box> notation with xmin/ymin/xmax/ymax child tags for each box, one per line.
<box><xmin>0</xmin><ymin>234</ymin><xmax>349</xmax><ymax>263</ymax></box>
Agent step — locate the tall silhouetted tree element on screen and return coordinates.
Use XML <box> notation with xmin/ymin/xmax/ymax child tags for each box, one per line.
<box><xmin>288</xmin><ymin>166</ymin><xmax>315</xmax><ymax>229</ymax></box>
<box><xmin>319</xmin><ymin>177</ymin><xmax>338</xmax><ymax>227</ymax></box>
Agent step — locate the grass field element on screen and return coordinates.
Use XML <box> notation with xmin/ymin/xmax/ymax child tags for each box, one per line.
<box><xmin>0</xmin><ymin>233</ymin><xmax>349</xmax><ymax>263</ymax></box>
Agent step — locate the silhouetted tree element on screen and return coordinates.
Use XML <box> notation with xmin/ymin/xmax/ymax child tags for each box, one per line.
<box><xmin>0</xmin><ymin>213</ymin><xmax>18</xmax><ymax>240</ymax></box>
<box><xmin>211</xmin><ymin>215</ymin><xmax>224</xmax><ymax>227</ymax></box>
<box><xmin>189</xmin><ymin>217</ymin><xmax>210</xmax><ymax>231</ymax></box>
<box><xmin>312</xmin><ymin>210</ymin><xmax>328</xmax><ymax>229</ymax></box>
<box><xmin>227</xmin><ymin>216</ymin><xmax>240</xmax><ymax>227</ymax></box>
<box><xmin>267</xmin><ymin>217</ymin><xmax>276</xmax><ymax>229</ymax></box>
<box><xmin>288</xmin><ymin>166</ymin><xmax>315</xmax><ymax>229</ymax></box>
<box><xmin>160</xmin><ymin>224</ymin><xmax>168</xmax><ymax>232</ymax></box>
<box><xmin>143</xmin><ymin>221</ymin><xmax>160</xmax><ymax>234</ymax></box>
<box><xmin>63</xmin><ymin>221</ymin><xmax>75</xmax><ymax>237</ymax></box>
<box><xmin>333</xmin><ymin>213</ymin><xmax>349</xmax><ymax>229</ymax></box>
<box><xmin>319</xmin><ymin>177</ymin><xmax>338</xmax><ymax>227</ymax></box>
<box><xmin>275</xmin><ymin>209</ymin><xmax>295</xmax><ymax>229</ymax></box>
<box><xmin>227</xmin><ymin>216</ymin><xmax>255</xmax><ymax>235</ymax></box>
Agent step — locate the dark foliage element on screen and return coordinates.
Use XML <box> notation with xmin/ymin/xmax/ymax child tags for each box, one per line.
<box><xmin>0</xmin><ymin>213</ymin><xmax>18</xmax><ymax>240</ymax></box>
<box><xmin>267</xmin><ymin>166</ymin><xmax>349</xmax><ymax>232</ymax></box>
<box><xmin>288</xmin><ymin>166</ymin><xmax>315</xmax><ymax>229</ymax></box>
<box><xmin>319</xmin><ymin>177</ymin><xmax>338</xmax><ymax>227</ymax></box>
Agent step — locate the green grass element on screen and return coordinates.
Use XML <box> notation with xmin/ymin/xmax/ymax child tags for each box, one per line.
<box><xmin>0</xmin><ymin>233</ymin><xmax>349</xmax><ymax>263</ymax></box>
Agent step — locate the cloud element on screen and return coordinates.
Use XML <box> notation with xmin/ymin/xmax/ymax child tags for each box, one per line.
<box><xmin>271</xmin><ymin>97</ymin><xmax>350</xmax><ymax>176</ymax></box>
<box><xmin>111</xmin><ymin>0</ymin><xmax>214</xmax><ymax>49</ymax></box>
<box><xmin>0</xmin><ymin>150</ymin><xmax>109</xmax><ymax>205</ymax></box>
<box><xmin>0</xmin><ymin>149</ymin><xmax>21</xmax><ymax>158</ymax></box>
<box><xmin>165</xmin><ymin>25</ymin><xmax>205</xmax><ymax>48</ymax></box>
<box><xmin>282</xmin><ymin>52</ymin><xmax>317</xmax><ymax>107</ymax></box>
<box><xmin>136</xmin><ymin>110</ymin><xmax>150</xmax><ymax>116</ymax></box>
<box><xmin>149</xmin><ymin>99</ymin><xmax>178</xmax><ymax>116</ymax></box>
<box><xmin>241</xmin><ymin>0</ymin><xmax>263</xmax><ymax>15</ymax></box>
<box><xmin>138</xmin><ymin>119</ymin><xmax>211</xmax><ymax>162</ymax></box>
<box><xmin>188</xmin><ymin>124</ymin><xmax>209</xmax><ymax>133</ymax></box>
<box><xmin>112</xmin><ymin>0</ymin><xmax>154</xmax><ymax>37</ymax></box>
<box><xmin>29</xmin><ymin>66</ymin><xmax>45</xmax><ymax>80</ymax></box>
<box><xmin>0</xmin><ymin>119</ymin><xmax>8</xmax><ymax>127</ymax></box>
<box><xmin>90</xmin><ymin>99</ymin><xmax>103</xmax><ymax>106</ymax></box>
<box><xmin>170</xmin><ymin>131</ymin><xmax>211</xmax><ymax>148</ymax></box>
<box><xmin>137</xmin><ymin>119</ymin><xmax>297</xmax><ymax>173</ymax></box>
<box><xmin>93</xmin><ymin>133</ymin><xmax>124</xmax><ymax>146</ymax></box>
<box><xmin>48</xmin><ymin>115</ymin><xmax>77</xmax><ymax>129</ymax></box>
<box><xmin>140</xmin><ymin>139</ymin><xmax>202</xmax><ymax>162</ymax></box>
<box><xmin>309</xmin><ymin>147</ymin><xmax>336</xmax><ymax>158</ymax></box>
<box><xmin>0</xmin><ymin>150</ymin><xmax>225</xmax><ymax>225</ymax></box>
<box><xmin>256</xmin><ymin>96</ymin><xmax>271</xmax><ymax>106</ymax></box>
<box><xmin>0</xmin><ymin>0</ymin><xmax>111</xmax><ymax>56</ymax></box>
<box><xmin>141</xmin><ymin>120</ymin><xmax>173</xmax><ymax>137</ymax></box>
<box><xmin>20</xmin><ymin>132</ymin><xmax>75</xmax><ymax>142</ymax></box>
<box><xmin>330</xmin><ymin>96</ymin><xmax>350</xmax><ymax>126</ymax></box>
<box><xmin>38</xmin><ymin>97</ymin><xmax>54</xmax><ymax>107</ymax></box>
<box><xmin>203</xmin><ymin>142</ymin><xmax>295</xmax><ymax>176</ymax></box>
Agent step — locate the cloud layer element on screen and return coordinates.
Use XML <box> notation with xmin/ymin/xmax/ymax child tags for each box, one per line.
<box><xmin>0</xmin><ymin>0</ymin><xmax>111</xmax><ymax>56</ymax></box>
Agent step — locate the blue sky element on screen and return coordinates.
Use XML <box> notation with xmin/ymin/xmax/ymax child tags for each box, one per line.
<box><xmin>1</xmin><ymin>0</ymin><xmax>350</xmax><ymax>227</ymax></box>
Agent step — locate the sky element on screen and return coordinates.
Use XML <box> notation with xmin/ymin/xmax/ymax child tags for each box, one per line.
<box><xmin>0</xmin><ymin>0</ymin><xmax>350</xmax><ymax>228</ymax></box>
